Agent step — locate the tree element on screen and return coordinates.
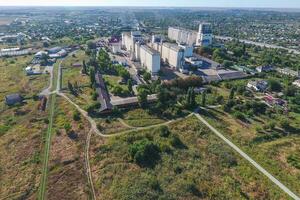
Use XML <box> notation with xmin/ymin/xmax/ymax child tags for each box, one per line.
<box><xmin>68</xmin><ymin>81</ymin><xmax>75</xmax><ymax>95</ymax></box>
<box><xmin>143</xmin><ymin>72</ymin><xmax>151</xmax><ymax>82</ymax></box>
<box><xmin>73</xmin><ymin>110</ymin><xmax>81</xmax><ymax>121</ymax></box>
<box><xmin>98</xmin><ymin>48</ymin><xmax>111</xmax><ymax>72</ymax></box>
<box><xmin>128</xmin><ymin>139</ymin><xmax>160</xmax><ymax>168</ymax></box>
<box><xmin>138</xmin><ymin>88</ymin><xmax>149</xmax><ymax>108</ymax></box>
<box><xmin>201</xmin><ymin>91</ymin><xmax>206</xmax><ymax>107</ymax></box>
<box><xmin>87</xmin><ymin>41</ymin><xmax>96</xmax><ymax>50</ymax></box>
<box><xmin>268</xmin><ymin>79</ymin><xmax>282</xmax><ymax>92</ymax></box>
<box><xmin>82</xmin><ymin>60</ymin><xmax>88</xmax><ymax>74</ymax></box>
<box><xmin>229</xmin><ymin>88</ymin><xmax>235</xmax><ymax>100</ymax></box>
<box><xmin>280</xmin><ymin>119</ymin><xmax>293</xmax><ymax>133</ymax></box>
<box><xmin>223</xmin><ymin>60</ymin><xmax>234</xmax><ymax>68</ymax></box>
<box><xmin>89</xmin><ymin>67</ymin><xmax>96</xmax><ymax>88</ymax></box>
<box><xmin>186</xmin><ymin>87</ymin><xmax>196</xmax><ymax>108</ymax></box>
<box><xmin>127</xmin><ymin>79</ymin><xmax>133</xmax><ymax>94</ymax></box>
<box><xmin>43</xmin><ymin>41</ymin><xmax>50</xmax><ymax>48</ymax></box>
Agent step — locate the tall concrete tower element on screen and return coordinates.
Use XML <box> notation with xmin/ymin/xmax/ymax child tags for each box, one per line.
<box><xmin>196</xmin><ymin>23</ymin><xmax>213</xmax><ymax>47</ymax></box>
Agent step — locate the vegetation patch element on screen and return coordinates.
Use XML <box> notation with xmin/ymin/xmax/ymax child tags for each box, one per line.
<box><xmin>90</xmin><ymin>116</ymin><xmax>289</xmax><ymax>200</ymax></box>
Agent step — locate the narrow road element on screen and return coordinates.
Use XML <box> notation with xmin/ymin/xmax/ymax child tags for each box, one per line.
<box><xmin>84</xmin><ymin>129</ymin><xmax>96</xmax><ymax>200</ymax></box>
<box><xmin>215</xmin><ymin>35</ymin><xmax>300</xmax><ymax>55</ymax></box>
<box><xmin>38</xmin><ymin>57</ymin><xmax>65</xmax><ymax>200</ymax></box>
<box><xmin>38</xmin><ymin>93</ymin><xmax>56</xmax><ymax>200</ymax></box>
<box><xmin>40</xmin><ymin>66</ymin><xmax>53</xmax><ymax>96</ymax></box>
<box><xmin>194</xmin><ymin>113</ymin><xmax>300</xmax><ymax>200</ymax></box>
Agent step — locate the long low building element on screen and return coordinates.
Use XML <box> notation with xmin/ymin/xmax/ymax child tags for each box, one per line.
<box><xmin>95</xmin><ymin>72</ymin><xmax>113</xmax><ymax>113</ymax></box>
<box><xmin>0</xmin><ymin>48</ymin><xmax>30</xmax><ymax>57</ymax></box>
<box><xmin>111</xmin><ymin>94</ymin><xmax>157</xmax><ymax>108</ymax></box>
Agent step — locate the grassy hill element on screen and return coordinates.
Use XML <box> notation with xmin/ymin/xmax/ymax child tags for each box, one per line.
<box><xmin>90</xmin><ymin>116</ymin><xmax>289</xmax><ymax>200</ymax></box>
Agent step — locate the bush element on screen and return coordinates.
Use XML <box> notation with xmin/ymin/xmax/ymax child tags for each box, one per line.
<box><xmin>280</xmin><ymin>119</ymin><xmax>293</xmax><ymax>132</ymax></box>
<box><xmin>73</xmin><ymin>110</ymin><xmax>81</xmax><ymax>121</ymax></box>
<box><xmin>287</xmin><ymin>154</ymin><xmax>300</xmax><ymax>169</ymax></box>
<box><xmin>233</xmin><ymin>111</ymin><xmax>247</xmax><ymax>122</ymax></box>
<box><xmin>169</xmin><ymin>134</ymin><xmax>185</xmax><ymax>148</ymax></box>
<box><xmin>0</xmin><ymin>125</ymin><xmax>10</xmax><ymax>136</ymax></box>
<box><xmin>91</xmin><ymin>92</ymin><xmax>98</xmax><ymax>101</ymax></box>
<box><xmin>158</xmin><ymin>126</ymin><xmax>170</xmax><ymax>138</ymax></box>
<box><xmin>128</xmin><ymin>139</ymin><xmax>160</xmax><ymax>168</ymax></box>
<box><xmin>64</xmin><ymin>123</ymin><xmax>72</xmax><ymax>133</ymax></box>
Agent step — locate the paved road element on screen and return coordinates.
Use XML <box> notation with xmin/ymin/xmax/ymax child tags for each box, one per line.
<box><xmin>215</xmin><ymin>36</ymin><xmax>300</xmax><ymax>55</ymax></box>
<box><xmin>194</xmin><ymin>113</ymin><xmax>300</xmax><ymax>200</ymax></box>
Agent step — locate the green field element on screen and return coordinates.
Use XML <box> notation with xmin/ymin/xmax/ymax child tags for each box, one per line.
<box><xmin>201</xmin><ymin>107</ymin><xmax>300</xmax><ymax>196</ymax></box>
<box><xmin>123</xmin><ymin>108</ymin><xmax>166</xmax><ymax>127</ymax></box>
<box><xmin>0</xmin><ymin>55</ymin><xmax>49</xmax><ymax>199</ymax></box>
<box><xmin>90</xmin><ymin>116</ymin><xmax>290</xmax><ymax>200</ymax></box>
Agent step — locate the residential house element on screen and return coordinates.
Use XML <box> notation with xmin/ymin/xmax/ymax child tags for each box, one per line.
<box><xmin>256</xmin><ymin>65</ymin><xmax>274</xmax><ymax>73</ymax></box>
<box><xmin>247</xmin><ymin>80</ymin><xmax>268</xmax><ymax>92</ymax></box>
<box><xmin>292</xmin><ymin>79</ymin><xmax>300</xmax><ymax>88</ymax></box>
<box><xmin>5</xmin><ymin>94</ymin><xmax>23</xmax><ymax>105</ymax></box>
<box><xmin>276</xmin><ymin>68</ymin><xmax>300</xmax><ymax>78</ymax></box>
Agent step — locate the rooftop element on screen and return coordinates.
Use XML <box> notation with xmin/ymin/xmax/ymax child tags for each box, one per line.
<box><xmin>141</xmin><ymin>45</ymin><xmax>160</xmax><ymax>56</ymax></box>
<box><xmin>169</xmin><ymin>26</ymin><xmax>197</xmax><ymax>34</ymax></box>
<box><xmin>95</xmin><ymin>72</ymin><xmax>113</xmax><ymax>113</ymax></box>
<box><xmin>163</xmin><ymin>42</ymin><xmax>183</xmax><ymax>52</ymax></box>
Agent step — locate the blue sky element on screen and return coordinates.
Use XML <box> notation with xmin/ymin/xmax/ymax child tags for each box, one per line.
<box><xmin>2</xmin><ymin>0</ymin><xmax>300</xmax><ymax>8</ymax></box>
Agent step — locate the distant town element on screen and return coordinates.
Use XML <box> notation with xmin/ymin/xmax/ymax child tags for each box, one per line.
<box><xmin>0</xmin><ymin>6</ymin><xmax>300</xmax><ymax>200</ymax></box>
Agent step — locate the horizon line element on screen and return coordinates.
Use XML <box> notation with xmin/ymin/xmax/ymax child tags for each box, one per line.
<box><xmin>0</xmin><ymin>5</ymin><xmax>300</xmax><ymax>9</ymax></box>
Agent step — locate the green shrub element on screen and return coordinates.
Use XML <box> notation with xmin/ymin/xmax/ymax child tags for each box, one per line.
<box><xmin>73</xmin><ymin>110</ymin><xmax>81</xmax><ymax>121</ymax></box>
<box><xmin>0</xmin><ymin>125</ymin><xmax>10</xmax><ymax>136</ymax></box>
<box><xmin>287</xmin><ymin>154</ymin><xmax>300</xmax><ymax>169</ymax></box>
<box><xmin>169</xmin><ymin>134</ymin><xmax>185</xmax><ymax>149</ymax></box>
<box><xmin>233</xmin><ymin>111</ymin><xmax>247</xmax><ymax>122</ymax></box>
<box><xmin>158</xmin><ymin>126</ymin><xmax>170</xmax><ymax>138</ymax></box>
<box><xmin>128</xmin><ymin>139</ymin><xmax>160</xmax><ymax>168</ymax></box>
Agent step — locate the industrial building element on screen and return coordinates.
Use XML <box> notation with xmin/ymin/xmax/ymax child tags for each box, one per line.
<box><xmin>196</xmin><ymin>23</ymin><xmax>213</xmax><ymax>47</ymax></box>
<box><xmin>168</xmin><ymin>27</ymin><xmax>197</xmax><ymax>46</ymax></box>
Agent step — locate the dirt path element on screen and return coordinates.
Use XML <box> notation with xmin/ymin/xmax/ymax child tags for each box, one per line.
<box><xmin>84</xmin><ymin>129</ymin><xmax>96</xmax><ymax>200</ymax></box>
<box><xmin>194</xmin><ymin>113</ymin><xmax>300</xmax><ymax>200</ymax></box>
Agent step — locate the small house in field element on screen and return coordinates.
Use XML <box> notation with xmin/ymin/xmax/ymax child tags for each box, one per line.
<box><xmin>72</xmin><ymin>63</ymin><xmax>82</xmax><ymax>67</ymax></box>
<box><xmin>292</xmin><ymin>79</ymin><xmax>300</xmax><ymax>88</ymax></box>
<box><xmin>256</xmin><ymin>65</ymin><xmax>274</xmax><ymax>73</ymax></box>
<box><xmin>5</xmin><ymin>94</ymin><xmax>23</xmax><ymax>105</ymax></box>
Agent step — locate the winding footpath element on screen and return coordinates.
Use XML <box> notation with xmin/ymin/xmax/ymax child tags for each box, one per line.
<box><xmin>84</xmin><ymin>129</ymin><xmax>97</xmax><ymax>200</ymax></box>
<box><xmin>39</xmin><ymin>51</ymin><xmax>299</xmax><ymax>200</ymax></box>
